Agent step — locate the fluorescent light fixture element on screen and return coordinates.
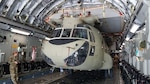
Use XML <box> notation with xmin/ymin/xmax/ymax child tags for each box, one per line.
<box><xmin>125</xmin><ymin>36</ymin><xmax>130</xmax><ymax>41</ymax></box>
<box><xmin>130</xmin><ymin>23</ymin><xmax>140</xmax><ymax>33</ymax></box>
<box><xmin>11</xmin><ymin>28</ymin><xmax>30</xmax><ymax>35</ymax></box>
<box><xmin>122</xmin><ymin>43</ymin><xmax>125</xmax><ymax>45</ymax></box>
<box><xmin>45</xmin><ymin>37</ymin><xmax>51</xmax><ymax>40</ymax></box>
<box><xmin>143</xmin><ymin>27</ymin><xmax>146</xmax><ymax>31</ymax></box>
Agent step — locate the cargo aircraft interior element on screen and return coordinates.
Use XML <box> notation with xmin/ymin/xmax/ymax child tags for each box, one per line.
<box><xmin>0</xmin><ymin>0</ymin><xmax>150</xmax><ymax>84</ymax></box>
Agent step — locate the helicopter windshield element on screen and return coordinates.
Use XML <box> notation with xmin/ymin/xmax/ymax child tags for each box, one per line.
<box><xmin>51</xmin><ymin>28</ymin><xmax>88</xmax><ymax>39</ymax></box>
<box><xmin>62</xmin><ymin>29</ymin><xmax>71</xmax><ymax>37</ymax></box>
<box><xmin>51</xmin><ymin>29</ymin><xmax>62</xmax><ymax>37</ymax></box>
<box><xmin>72</xmin><ymin>28</ymin><xmax>88</xmax><ymax>39</ymax></box>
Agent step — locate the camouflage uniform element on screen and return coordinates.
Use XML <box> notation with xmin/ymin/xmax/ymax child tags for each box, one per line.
<box><xmin>9</xmin><ymin>55</ymin><xmax>19</xmax><ymax>84</ymax></box>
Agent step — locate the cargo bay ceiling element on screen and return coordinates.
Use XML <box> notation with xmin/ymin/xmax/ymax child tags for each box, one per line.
<box><xmin>0</xmin><ymin>0</ymin><xmax>145</xmax><ymax>46</ymax></box>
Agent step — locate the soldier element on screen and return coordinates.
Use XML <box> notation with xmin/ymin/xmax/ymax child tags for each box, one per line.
<box><xmin>8</xmin><ymin>51</ymin><xmax>19</xmax><ymax>84</ymax></box>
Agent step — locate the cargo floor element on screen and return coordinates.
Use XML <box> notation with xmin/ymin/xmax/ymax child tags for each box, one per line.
<box><xmin>20</xmin><ymin>67</ymin><xmax>124</xmax><ymax>84</ymax></box>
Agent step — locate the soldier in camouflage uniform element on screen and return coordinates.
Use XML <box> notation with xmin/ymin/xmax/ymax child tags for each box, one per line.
<box><xmin>8</xmin><ymin>51</ymin><xmax>19</xmax><ymax>84</ymax></box>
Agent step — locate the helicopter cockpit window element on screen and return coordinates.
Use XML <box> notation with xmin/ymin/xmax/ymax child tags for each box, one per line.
<box><xmin>89</xmin><ymin>32</ymin><xmax>95</xmax><ymax>42</ymax></box>
<box><xmin>62</xmin><ymin>29</ymin><xmax>71</xmax><ymax>37</ymax></box>
<box><xmin>51</xmin><ymin>29</ymin><xmax>62</xmax><ymax>37</ymax></box>
<box><xmin>72</xmin><ymin>29</ymin><xmax>88</xmax><ymax>39</ymax></box>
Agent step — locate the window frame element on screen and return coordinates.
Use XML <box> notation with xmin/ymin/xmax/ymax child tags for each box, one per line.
<box><xmin>72</xmin><ymin>27</ymin><xmax>88</xmax><ymax>39</ymax></box>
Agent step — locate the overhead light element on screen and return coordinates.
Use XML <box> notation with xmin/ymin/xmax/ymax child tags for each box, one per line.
<box><xmin>45</xmin><ymin>37</ymin><xmax>51</xmax><ymax>40</ymax></box>
<box><xmin>143</xmin><ymin>27</ymin><xmax>146</xmax><ymax>31</ymax></box>
<box><xmin>10</xmin><ymin>28</ymin><xmax>30</xmax><ymax>35</ymax></box>
<box><xmin>125</xmin><ymin>36</ymin><xmax>130</xmax><ymax>41</ymax></box>
<box><xmin>122</xmin><ymin>43</ymin><xmax>125</xmax><ymax>45</ymax></box>
<box><xmin>130</xmin><ymin>23</ymin><xmax>140</xmax><ymax>33</ymax></box>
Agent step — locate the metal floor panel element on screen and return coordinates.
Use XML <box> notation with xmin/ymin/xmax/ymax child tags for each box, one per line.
<box><xmin>19</xmin><ymin>67</ymin><xmax>124</xmax><ymax>84</ymax></box>
<box><xmin>0</xmin><ymin>68</ymin><xmax>52</xmax><ymax>84</ymax></box>
<box><xmin>50</xmin><ymin>67</ymin><xmax>124</xmax><ymax>84</ymax></box>
<box><xmin>20</xmin><ymin>72</ymin><xmax>69</xmax><ymax>84</ymax></box>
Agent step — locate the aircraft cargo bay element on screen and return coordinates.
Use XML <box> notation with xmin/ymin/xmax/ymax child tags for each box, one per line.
<box><xmin>0</xmin><ymin>0</ymin><xmax>150</xmax><ymax>84</ymax></box>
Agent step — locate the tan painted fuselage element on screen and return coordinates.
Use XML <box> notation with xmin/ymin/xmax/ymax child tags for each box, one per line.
<box><xmin>42</xmin><ymin>16</ymin><xmax>113</xmax><ymax>70</ymax></box>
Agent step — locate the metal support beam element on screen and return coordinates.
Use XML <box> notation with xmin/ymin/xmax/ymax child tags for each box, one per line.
<box><xmin>123</xmin><ymin>0</ymin><xmax>143</xmax><ymax>40</ymax></box>
<box><xmin>132</xmin><ymin>56</ymin><xmax>136</xmax><ymax>67</ymax></box>
<box><xmin>136</xmin><ymin>60</ymin><xmax>140</xmax><ymax>71</ymax></box>
<box><xmin>128</xmin><ymin>0</ymin><xmax>143</xmax><ymax>25</ymax></box>
<box><xmin>148</xmin><ymin>60</ymin><xmax>150</xmax><ymax>75</ymax></box>
<box><xmin>143</xmin><ymin>0</ymin><xmax>150</xmax><ymax>59</ymax></box>
<box><xmin>146</xmin><ymin>2</ymin><xmax>150</xmax><ymax>48</ymax></box>
<box><xmin>128</xmin><ymin>54</ymin><xmax>132</xmax><ymax>65</ymax></box>
<box><xmin>143</xmin><ymin>60</ymin><xmax>148</xmax><ymax>75</ymax></box>
<box><xmin>0</xmin><ymin>16</ymin><xmax>50</xmax><ymax>36</ymax></box>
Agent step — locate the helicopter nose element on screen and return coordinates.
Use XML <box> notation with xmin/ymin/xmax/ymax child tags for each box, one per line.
<box><xmin>64</xmin><ymin>41</ymin><xmax>89</xmax><ymax>67</ymax></box>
